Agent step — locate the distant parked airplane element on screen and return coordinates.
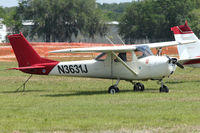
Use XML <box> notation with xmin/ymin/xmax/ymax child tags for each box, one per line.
<box><xmin>171</xmin><ymin>21</ymin><xmax>200</xmax><ymax>68</ymax></box>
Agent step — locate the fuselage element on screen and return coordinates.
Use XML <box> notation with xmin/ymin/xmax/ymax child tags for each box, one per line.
<box><xmin>48</xmin><ymin>55</ymin><xmax>176</xmax><ymax>81</ymax></box>
<box><xmin>8</xmin><ymin>33</ymin><xmax>177</xmax><ymax>85</ymax></box>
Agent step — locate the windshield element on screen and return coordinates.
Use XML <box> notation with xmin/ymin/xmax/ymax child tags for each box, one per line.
<box><xmin>135</xmin><ymin>45</ymin><xmax>153</xmax><ymax>59</ymax></box>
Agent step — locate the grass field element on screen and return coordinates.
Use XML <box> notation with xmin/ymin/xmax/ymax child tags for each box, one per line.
<box><xmin>1</xmin><ymin>62</ymin><xmax>200</xmax><ymax>133</ymax></box>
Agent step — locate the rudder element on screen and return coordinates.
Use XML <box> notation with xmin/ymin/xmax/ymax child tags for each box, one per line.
<box><xmin>8</xmin><ymin>33</ymin><xmax>56</xmax><ymax>67</ymax></box>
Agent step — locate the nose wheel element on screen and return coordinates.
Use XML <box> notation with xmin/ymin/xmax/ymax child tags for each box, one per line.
<box><xmin>160</xmin><ymin>85</ymin><xmax>169</xmax><ymax>93</ymax></box>
<box><xmin>159</xmin><ymin>80</ymin><xmax>169</xmax><ymax>93</ymax></box>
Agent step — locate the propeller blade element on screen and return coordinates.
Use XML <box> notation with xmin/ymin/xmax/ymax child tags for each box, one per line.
<box><xmin>176</xmin><ymin>62</ymin><xmax>184</xmax><ymax>69</ymax></box>
<box><xmin>166</xmin><ymin>56</ymin><xmax>184</xmax><ymax>69</ymax></box>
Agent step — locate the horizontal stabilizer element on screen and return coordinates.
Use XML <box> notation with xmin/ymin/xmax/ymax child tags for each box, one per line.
<box><xmin>149</xmin><ymin>40</ymin><xmax>197</xmax><ymax>48</ymax></box>
<box><xmin>9</xmin><ymin>66</ymin><xmax>45</xmax><ymax>70</ymax></box>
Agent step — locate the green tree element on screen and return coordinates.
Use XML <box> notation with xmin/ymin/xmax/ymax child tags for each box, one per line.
<box><xmin>0</xmin><ymin>6</ymin><xmax>5</xmax><ymax>18</ymax></box>
<box><xmin>3</xmin><ymin>5</ymin><xmax>23</xmax><ymax>34</ymax></box>
<box><xmin>119</xmin><ymin>0</ymin><xmax>200</xmax><ymax>43</ymax></box>
<box><xmin>19</xmin><ymin>0</ymin><xmax>107</xmax><ymax>42</ymax></box>
<box><xmin>119</xmin><ymin>1</ymin><xmax>165</xmax><ymax>43</ymax></box>
<box><xmin>97</xmin><ymin>3</ymin><xmax>130</xmax><ymax>21</ymax></box>
<box><xmin>188</xmin><ymin>9</ymin><xmax>200</xmax><ymax>38</ymax></box>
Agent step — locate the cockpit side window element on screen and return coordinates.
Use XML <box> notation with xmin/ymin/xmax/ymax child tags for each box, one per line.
<box><xmin>95</xmin><ymin>53</ymin><xmax>107</xmax><ymax>61</ymax></box>
<box><xmin>118</xmin><ymin>53</ymin><xmax>127</xmax><ymax>61</ymax></box>
<box><xmin>115</xmin><ymin>52</ymin><xmax>132</xmax><ymax>62</ymax></box>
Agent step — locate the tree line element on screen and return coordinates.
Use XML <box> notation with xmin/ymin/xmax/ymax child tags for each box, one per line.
<box><xmin>119</xmin><ymin>0</ymin><xmax>200</xmax><ymax>43</ymax></box>
<box><xmin>1</xmin><ymin>0</ymin><xmax>108</xmax><ymax>42</ymax></box>
<box><xmin>0</xmin><ymin>0</ymin><xmax>200</xmax><ymax>43</ymax></box>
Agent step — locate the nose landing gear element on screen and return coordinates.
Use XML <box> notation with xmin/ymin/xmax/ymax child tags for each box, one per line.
<box><xmin>159</xmin><ymin>79</ymin><xmax>169</xmax><ymax>93</ymax></box>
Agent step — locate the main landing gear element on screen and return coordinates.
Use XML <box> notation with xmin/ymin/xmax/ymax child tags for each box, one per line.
<box><xmin>108</xmin><ymin>80</ymin><xmax>145</xmax><ymax>94</ymax></box>
<box><xmin>108</xmin><ymin>79</ymin><xmax>120</xmax><ymax>94</ymax></box>
<box><xmin>130</xmin><ymin>81</ymin><xmax>145</xmax><ymax>92</ymax></box>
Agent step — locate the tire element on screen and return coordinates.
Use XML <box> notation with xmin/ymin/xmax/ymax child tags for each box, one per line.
<box><xmin>139</xmin><ymin>83</ymin><xmax>145</xmax><ymax>91</ymax></box>
<box><xmin>133</xmin><ymin>85</ymin><xmax>139</xmax><ymax>91</ymax></box>
<box><xmin>108</xmin><ymin>86</ymin><xmax>119</xmax><ymax>94</ymax></box>
<box><xmin>115</xmin><ymin>87</ymin><xmax>120</xmax><ymax>92</ymax></box>
<box><xmin>134</xmin><ymin>83</ymin><xmax>145</xmax><ymax>91</ymax></box>
<box><xmin>160</xmin><ymin>85</ymin><xmax>169</xmax><ymax>93</ymax></box>
<box><xmin>164</xmin><ymin>85</ymin><xmax>169</xmax><ymax>93</ymax></box>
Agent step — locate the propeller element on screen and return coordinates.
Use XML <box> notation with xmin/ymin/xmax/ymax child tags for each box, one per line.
<box><xmin>166</xmin><ymin>56</ymin><xmax>184</xmax><ymax>69</ymax></box>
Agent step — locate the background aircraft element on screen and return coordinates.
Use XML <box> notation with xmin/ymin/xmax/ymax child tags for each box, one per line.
<box><xmin>8</xmin><ymin>33</ymin><xmax>194</xmax><ymax>94</ymax></box>
<box><xmin>171</xmin><ymin>21</ymin><xmax>200</xmax><ymax>68</ymax></box>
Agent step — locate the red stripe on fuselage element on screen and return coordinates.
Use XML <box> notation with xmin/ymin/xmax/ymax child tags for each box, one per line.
<box><xmin>183</xmin><ymin>59</ymin><xmax>200</xmax><ymax>65</ymax></box>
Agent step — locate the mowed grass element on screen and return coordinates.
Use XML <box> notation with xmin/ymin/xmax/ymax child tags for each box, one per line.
<box><xmin>1</xmin><ymin>62</ymin><xmax>200</xmax><ymax>132</ymax></box>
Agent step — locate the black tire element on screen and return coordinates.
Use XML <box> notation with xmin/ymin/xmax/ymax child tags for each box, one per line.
<box><xmin>140</xmin><ymin>83</ymin><xmax>145</xmax><ymax>91</ymax></box>
<box><xmin>134</xmin><ymin>83</ymin><xmax>145</xmax><ymax>91</ymax></box>
<box><xmin>115</xmin><ymin>87</ymin><xmax>120</xmax><ymax>93</ymax></box>
<box><xmin>160</xmin><ymin>85</ymin><xmax>169</xmax><ymax>93</ymax></box>
<box><xmin>164</xmin><ymin>85</ymin><xmax>169</xmax><ymax>93</ymax></box>
<box><xmin>108</xmin><ymin>86</ymin><xmax>119</xmax><ymax>94</ymax></box>
<box><xmin>133</xmin><ymin>85</ymin><xmax>139</xmax><ymax>91</ymax></box>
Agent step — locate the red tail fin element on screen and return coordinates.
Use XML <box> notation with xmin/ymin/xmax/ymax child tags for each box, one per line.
<box><xmin>171</xmin><ymin>21</ymin><xmax>193</xmax><ymax>35</ymax></box>
<box><xmin>8</xmin><ymin>33</ymin><xmax>57</xmax><ymax>67</ymax></box>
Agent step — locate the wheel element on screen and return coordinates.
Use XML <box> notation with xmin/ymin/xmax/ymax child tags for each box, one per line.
<box><xmin>133</xmin><ymin>82</ymin><xmax>145</xmax><ymax>92</ymax></box>
<box><xmin>115</xmin><ymin>87</ymin><xmax>120</xmax><ymax>92</ymax></box>
<box><xmin>159</xmin><ymin>85</ymin><xmax>169</xmax><ymax>93</ymax></box>
<box><xmin>108</xmin><ymin>86</ymin><xmax>119</xmax><ymax>94</ymax></box>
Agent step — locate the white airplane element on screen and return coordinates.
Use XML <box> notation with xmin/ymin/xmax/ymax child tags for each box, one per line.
<box><xmin>171</xmin><ymin>21</ymin><xmax>200</xmax><ymax>67</ymax></box>
<box><xmin>8</xmin><ymin>33</ymin><xmax>195</xmax><ymax>93</ymax></box>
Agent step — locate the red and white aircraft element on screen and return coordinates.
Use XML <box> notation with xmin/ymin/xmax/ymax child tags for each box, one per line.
<box><xmin>171</xmin><ymin>21</ymin><xmax>200</xmax><ymax>67</ymax></box>
<box><xmin>8</xmin><ymin>33</ymin><xmax>195</xmax><ymax>93</ymax></box>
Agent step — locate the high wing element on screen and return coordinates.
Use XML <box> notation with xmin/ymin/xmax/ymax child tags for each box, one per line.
<box><xmin>50</xmin><ymin>40</ymin><xmax>196</xmax><ymax>53</ymax></box>
<box><xmin>50</xmin><ymin>45</ymin><xmax>136</xmax><ymax>53</ymax></box>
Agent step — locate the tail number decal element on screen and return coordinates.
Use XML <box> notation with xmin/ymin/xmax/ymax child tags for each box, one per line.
<box><xmin>58</xmin><ymin>65</ymin><xmax>88</xmax><ymax>74</ymax></box>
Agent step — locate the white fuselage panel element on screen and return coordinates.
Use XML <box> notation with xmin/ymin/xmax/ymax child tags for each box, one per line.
<box><xmin>49</xmin><ymin>55</ymin><xmax>176</xmax><ymax>81</ymax></box>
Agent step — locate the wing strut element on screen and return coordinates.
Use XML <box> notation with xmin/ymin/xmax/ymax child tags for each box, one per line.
<box><xmin>111</xmin><ymin>51</ymin><xmax>138</xmax><ymax>75</ymax></box>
